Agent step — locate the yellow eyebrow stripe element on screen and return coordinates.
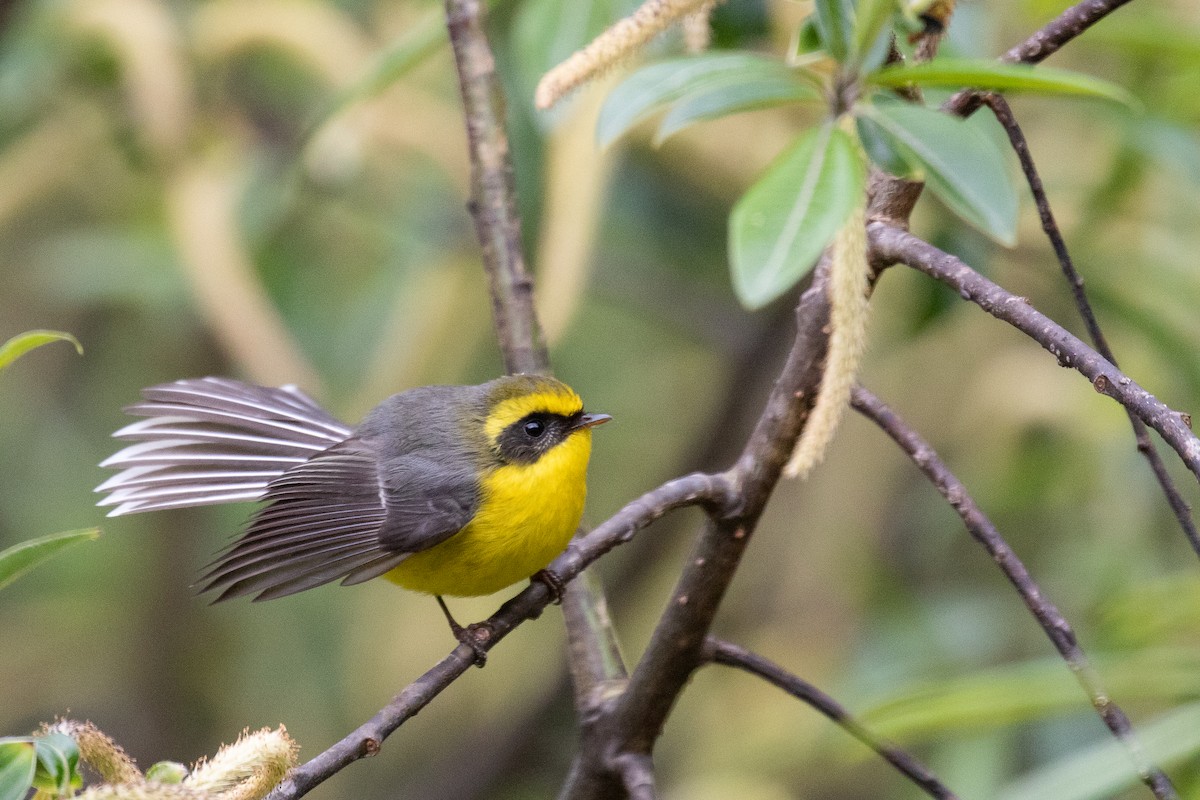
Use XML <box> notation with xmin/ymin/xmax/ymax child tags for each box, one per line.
<box><xmin>484</xmin><ymin>388</ymin><xmax>583</xmax><ymax>443</ymax></box>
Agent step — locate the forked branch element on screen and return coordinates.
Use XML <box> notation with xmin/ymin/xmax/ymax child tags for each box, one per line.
<box><xmin>851</xmin><ymin>385</ymin><xmax>1178</xmax><ymax>800</ymax></box>
<box><xmin>868</xmin><ymin>223</ymin><xmax>1200</xmax><ymax>482</ymax></box>
<box><xmin>979</xmin><ymin>93</ymin><xmax>1199</xmax><ymax>554</ymax></box>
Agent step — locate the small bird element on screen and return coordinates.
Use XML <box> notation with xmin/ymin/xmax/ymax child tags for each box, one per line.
<box><xmin>97</xmin><ymin>374</ymin><xmax>610</xmax><ymax>658</ymax></box>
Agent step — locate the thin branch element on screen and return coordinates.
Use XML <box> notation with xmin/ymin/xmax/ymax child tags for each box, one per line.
<box><xmin>944</xmin><ymin>0</ymin><xmax>1134</xmax><ymax>116</ymax></box>
<box><xmin>703</xmin><ymin>638</ymin><xmax>959</xmax><ymax>800</ymax></box>
<box><xmin>867</xmin><ymin>223</ymin><xmax>1200</xmax><ymax>482</ymax></box>
<box><xmin>1001</xmin><ymin>0</ymin><xmax>1134</xmax><ymax>65</ymax></box>
<box><xmin>264</xmin><ymin>472</ymin><xmax>733</xmax><ymax>800</ymax></box>
<box><xmin>445</xmin><ymin>0</ymin><xmax>547</xmax><ymax>375</ymax></box>
<box><xmin>850</xmin><ymin>385</ymin><xmax>1179</xmax><ymax>800</ymax></box>
<box><xmin>980</xmin><ymin>93</ymin><xmax>1199</xmax><ymax>555</ymax></box>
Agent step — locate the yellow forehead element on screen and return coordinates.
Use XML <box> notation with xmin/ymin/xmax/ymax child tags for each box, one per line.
<box><xmin>484</xmin><ymin>385</ymin><xmax>583</xmax><ymax>442</ymax></box>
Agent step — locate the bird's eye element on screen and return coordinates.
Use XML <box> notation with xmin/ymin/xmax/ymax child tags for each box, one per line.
<box><xmin>523</xmin><ymin>418</ymin><xmax>546</xmax><ymax>438</ymax></box>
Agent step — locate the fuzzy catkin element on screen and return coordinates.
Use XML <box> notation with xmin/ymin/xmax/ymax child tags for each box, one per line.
<box><xmin>785</xmin><ymin>199</ymin><xmax>870</xmax><ymax>479</ymax></box>
<box><xmin>185</xmin><ymin>727</ymin><xmax>297</xmax><ymax>800</ymax></box>
<box><xmin>535</xmin><ymin>0</ymin><xmax>716</xmax><ymax>109</ymax></box>
<box><xmin>45</xmin><ymin>720</ymin><xmax>142</xmax><ymax>785</ymax></box>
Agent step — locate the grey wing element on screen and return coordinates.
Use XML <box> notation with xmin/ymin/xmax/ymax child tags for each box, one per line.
<box><xmin>200</xmin><ymin>439</ymin><xmax>397</xmax><ymax>601</ymax></box>
<box><xmin>200</xmin><ymin>448</ymin><xmax>478</xmax><ymax>602</ymax></box>
<box><xmin>377</xmin><ymin>456</ymin><xmax>480</xmax><ymax>553</ymax></box>
<box><xmin>97</xmin><ymin>377</ymin><xmax>351</xmax><ymax>516</ymax></box>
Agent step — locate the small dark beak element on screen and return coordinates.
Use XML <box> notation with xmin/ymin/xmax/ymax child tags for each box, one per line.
<box><xmin>574</xmin><ymin>412</ymin><xmax>612</xmax><ymax>430</ymax></box>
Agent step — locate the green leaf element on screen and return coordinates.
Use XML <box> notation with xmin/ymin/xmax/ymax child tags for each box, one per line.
<box><xmin>812</xmin><ymin>0</ymin><xmax>854</xmax><ymax>62</ymax></box>
<box><xmin>729</xmin><ymin>123</ymin><xmax>866</xmax><ymax>309</ymax></box>
<box><xmin>0</xmin><ymin>740</ymin><xmax>37</xmax><ymax>800</ymax></box>
<box><xmin>862</xmin><ymin>102</ymin><xmax>1018</xmax><ymax>244</ymax></box>
<box><xmin>146</xmin><ymin>761</ymin><xmax>188</xmax><ymax>784</ymax></box>
<box><xmin>860</xmin><ymin>649</ymin><xmax>1200</xmax><ymax>742</ymax></box>
<box><xmin>655</xmin><ymin>72</ymin><xmax>818</xmax><ymax>143</ymax></box>
<box><xmin>32</xmin><ymin>735</ymin><xmax>80</xmax><ymax>796</ymax></box>
<box><xmin>0</xmin><ymin>528</ymin><xmax>100</xmax><ymax>592</ymax></box>
<box><xmin>868</xmin><ymin>58</ymin><xmax>1137</xmax><ymax>106</ymax></box>
<box><xmin>855</xmin><ymin>114</ymin><xmax>915</xmax><ymax>177</ymax></box>
<box><xmin>851</xmin><ymin>0</ymin><xmax>899</xmax><ymax>69</ymax></box>
<box><xmin>0</xmin><ymin>330</ymin><xmax>83</xmax><ymax>373</ymax></box>
<box><xmin>794</xmin><ymin>17</ymin><xmax>824</xmax><ymax>58</ymax></box>
<box><xmin>598</xmin><ymin>53</ymin><xmax>813</xmax><ymax>147</ymax></box>
<box><xmin>997</xmin><ymin>702</ymin><xmax>1200</xmax><ymax>800</ymax></box>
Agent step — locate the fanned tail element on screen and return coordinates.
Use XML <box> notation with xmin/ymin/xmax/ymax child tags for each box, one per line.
<box><xmin>97</xmin><ymin>377</ymin><xmax>353</xmax><ymax>516</ymax></box>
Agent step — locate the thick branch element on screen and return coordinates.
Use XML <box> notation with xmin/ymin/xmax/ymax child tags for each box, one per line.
<box><xmin>868</xmin><ymin>223</ymin><xmax>1200</xmax><ymax>483</ymax></box>
<box><xmin>611</xmin><ymin>267</ymin><xmax>833</xmax><ymax>752</ymax></box>
<box><xmin>851</xmin><ymin>386</ymin><xmax>1178</xmax><ymax>800</ymax></box>
<box><xmin>704</xmin><ymin>638</ymin><xmax>958</xmax><ymax>800</ymax></box>
<box><xmin>557</xmin><ymin>264</ymin><xmax>835</xmax><ymax>800</ymax></box>
<box><xmin>444</xmin><ymin>0</ymin><xmax>628</xmax><ymax>730</ymax></box>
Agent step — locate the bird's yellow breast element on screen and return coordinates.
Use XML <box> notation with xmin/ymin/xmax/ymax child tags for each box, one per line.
<box><xmin>383</xmin><ymin>428</ymin><xmax>592</xmax><ymax>597</ymax></box>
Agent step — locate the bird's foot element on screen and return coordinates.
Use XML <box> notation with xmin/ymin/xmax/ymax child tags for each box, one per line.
<box><xmin>436</xmin><ymin>595</ymin><xmax>492</xmax><ymax>667</ymax></box>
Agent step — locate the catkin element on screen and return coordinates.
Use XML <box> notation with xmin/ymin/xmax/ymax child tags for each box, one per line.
<box><xmin>784</xmin><ymin>199</ymin><xmax>870</xmax><ymax>479</ymax></box>
<box><xmin>535</xmin><ymin>0</ymin><xmax>717</xmax><ymax>110</ymax></box>
<box><xmin>185</xmin><ymin>727</ymin><xmax>297</xmax><ymax>800</ymax></box>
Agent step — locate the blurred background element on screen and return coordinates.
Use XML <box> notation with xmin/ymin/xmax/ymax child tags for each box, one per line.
<box><xmin>2</xmin><ymin>0</ymin><xmax>1200</xmax><ymax>797</ymax></box>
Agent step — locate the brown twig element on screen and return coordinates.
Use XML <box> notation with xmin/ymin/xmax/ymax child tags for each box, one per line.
<box><xmin>703</xmin><ymin>638</ymin><xmax>959</xmax><ymax>799</ymax></box>
<box><xmin>444</xmin><ymin>0</ymin><xmax>547</xmax><ymax>375</ymax></box>
<box><xmin>979</xmin><ymin>93</ymin><xmax>1199</xmax><ymax>555</ymax></box>
<box><xmin>868</xmin><ymin>223</ymin><xmax>1200</xmax><ymax>482</ymax></box>
<box><xmin>1001</xmin><ymin>0</ymin><xmax>1134</xmax><ymax>65</ymax></box>
<box><xmin>851</xmin><ymin>385</ymin><xmax>1179</xmax><ymax>800</ymax></box>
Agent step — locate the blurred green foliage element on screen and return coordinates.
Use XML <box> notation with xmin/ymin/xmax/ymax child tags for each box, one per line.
<box><xmin>1</xmin><ymin>0</ymin><xmax>1199</xmax><ymax>798</ymax></box>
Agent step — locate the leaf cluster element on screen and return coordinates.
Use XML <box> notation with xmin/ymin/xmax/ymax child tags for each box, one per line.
<box><xmin>599</xmin><ymin>0</ymin><xmax>1131</xmax><ymax>307</ymax></box>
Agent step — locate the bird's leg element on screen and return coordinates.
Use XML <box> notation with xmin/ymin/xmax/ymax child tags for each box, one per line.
<box><xmin>435</xmin><ymin>595</ymin><xmax>492</xmax><ymax>668</ymax></box>
<box><xmin>532</xmin><ymin>568</ymin><xmax>566</xmax><ymax>604</ymax></box>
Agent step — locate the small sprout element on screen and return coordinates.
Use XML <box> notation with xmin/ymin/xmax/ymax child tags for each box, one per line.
<box><xmin>145</xmin><ymin>762</ymin><xmax>188</xmax><ymax>785</ymax></box>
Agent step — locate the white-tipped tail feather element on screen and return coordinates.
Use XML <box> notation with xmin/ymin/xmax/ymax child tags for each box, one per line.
<box><xmin>97</xmin><ymin>378</ymin><xmax>352</xmax><ymax>517</ymax></box>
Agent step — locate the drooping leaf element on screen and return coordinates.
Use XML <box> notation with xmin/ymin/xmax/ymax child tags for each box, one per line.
<box><xmin>997</xmin><ymin>702</ymin><xmax>1200</xmax><ymax>800</ymax></box>
<box><xmin>869</xmin><ymin>58</ymin><xmax>1137</xmax><ymax>106</ymax></box>
<box><xmin>0</xmin><ymin>330</ymin><xmax>82</xmax><ymax>373</ymax></box>
<box><xmin>0</xmin><ymin>528</ymin><xmax>100</xmax><ymax>592</ymax></box>
<box><xmin>812</xmin><ymin>0</ymin><xmax>854</xmax><ymax>62</ymax></box>
<box><xmin>729</xmin><ymin>123</ymin><xmax>866</xmax><ymax>309</ymax></box>
<box><xmin>0</xmin><ymin>740</ymin><xmax>36</xmax><ymax>800</ymax></box>
<box><xmin>598</xmin><ymin>53</ymin><xmax>814</xmax><ymax>147</ymax></box>
<box><xmin>862</xmin><ymin>102</ymin><xmax>1018</xmax><ymax>244</ymax></box>
<box><xmin>655</xmin><ymin>72</ymin><xmax>818</xmax><ymax>143</ymax></box>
